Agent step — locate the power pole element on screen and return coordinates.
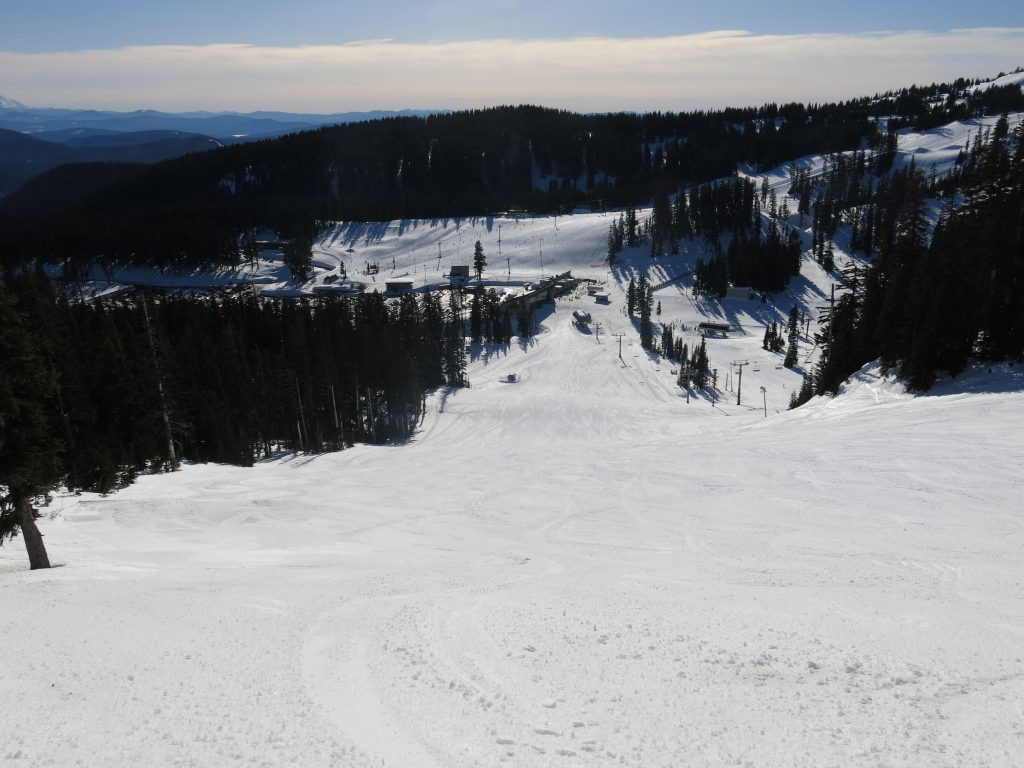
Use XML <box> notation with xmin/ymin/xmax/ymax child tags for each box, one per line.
<box><xmin>594</xmin><ymin>321</ymin><xmax>602</xmax><ymax>341</ymax></box>
<box><xmin>732</xmin><ymin>360</ymin><xmax>750</xmax><ymax>406</ymax></box>
<box><xmin>760</xmin><ymin>385</ymin><xmax>767</xmax><ymax>418</ymax></box>
<box><xmin>507</xmin><ymin>257</ymin><xmax>511</xmax><ymax>280</ymax></box>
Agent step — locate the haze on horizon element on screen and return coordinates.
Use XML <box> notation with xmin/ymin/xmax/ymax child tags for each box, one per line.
<box><xmin>1</xmin><ymin>0</ymin><xmax>1022</xmax><ymax>113</ymax></box>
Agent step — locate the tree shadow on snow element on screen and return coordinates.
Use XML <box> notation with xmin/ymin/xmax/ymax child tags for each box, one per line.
<box><xmin>468</xmin><ymin>340</ymin><xmax>510</xmax><ymax>364</ymax></box>
<box><xmin>921</xmin><ymin>361</ymin><xmax>1024</xmax><ymax>397</ymax></box>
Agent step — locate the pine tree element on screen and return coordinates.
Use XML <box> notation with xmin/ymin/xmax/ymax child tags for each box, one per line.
<box><xmin>607</xmin><ymin>223</ymin><xmax>619</xmax><ymax>264</ymax></box>
<box><xmin>282</xmin><ymin>227</ymin><xmax>315</xmax><ymax>281</ymax></box>
<box><xmin>469</xmin><ymin>288</ymin><xmax>483</xmax><ymax>343</ymax></box>
<box><xmin>445</xmin><ymin>291</ymin><xmax>467</xmax><ymax>386</ymax></box>
<box><xmin>638</xmin><ymin>276</ymin><xmax>653</xmax><ymax>349</ymax></box>
<box><xmin>690</xmin><ymin>338</ymin><xmax>709</xmax><ymax>387</ymax></box>
<box><xmin>789</xmin><ymin>374</ymin><xmax>816</xmax><ymax>409</ymax></box>
<box><xmin>0</xmin><ymin>282</ymin><xmax>63</xmax><ymax>569</ymax></box>
<box><xmin>473</xmin><ymin>240</ymin><xmax>486</xmax><ymax>278</ymax></box>
<box><xmin>784</xmin><ymin>305</ymin><xmax>800</xmax><ymax>368</ymax></box>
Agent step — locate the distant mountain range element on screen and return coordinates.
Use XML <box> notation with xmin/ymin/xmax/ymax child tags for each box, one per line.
<box><xmin>0</xmin><ymin>128</ymin><xmax>223</xmax><ymax>197</ymax></box>
<box><xmin>0</xmin><ymin>98</ymin><xmax>441</xmax><ymax>196</ymax></box>
<box><xmin>0</xmin><ymin>99</ymin><xmax>439</xmax><ymax>140</ymax></box>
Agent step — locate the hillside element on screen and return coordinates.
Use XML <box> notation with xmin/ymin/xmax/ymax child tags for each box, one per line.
<box><xmin>0</xmin><ymin>127</ymin><xmax>220</xmax><ymax>197</ymax></box>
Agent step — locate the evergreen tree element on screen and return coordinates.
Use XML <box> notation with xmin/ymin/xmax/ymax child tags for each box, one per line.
<box><xmin>607</xmin><ymin>222</ymin><xmax>620</xmax><ymax>264</ymax></box>
<box><xmin>784</xmin><ymin>305</ymin><xmax>800</xmax><ymax>368</ymax></box>
<box><xmin>445</xmin><ymin>291</ymin><xmax>467</xmax><ymax>386</ymax></box>
<box><xmin>638</xmin><ymin>275</ymin><xmax>653</xmax><ymax>350</ymax></box>
<box><xmin>282</xmin><ymin>225</ymin><xmax>316</xmax><ymax>282</ymax></box>
<box><xmin>789</xmin><ymin>374</ymin><xmax>816</xmax><ymax>409</ymax></box>
<box><xmin>473</xmin><ymin>240</ymin><xmax>486</xmax><ymax>278</ymax></box>
<box><xmin>690</xmin><ymin>338</ymin><xmax>710</xmax><ymax>387</ymax></box>
<box><xmin>469</xmin><ymin>288</ymin><xmax>483</xmax><ymax>343</ymax></box>
<box><xmin>0</xmin><ymin>282</ymin><xmax>62</xmax><ymax>569</ymax></box>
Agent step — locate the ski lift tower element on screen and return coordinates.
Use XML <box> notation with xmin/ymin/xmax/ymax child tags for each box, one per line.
<box><xmin>612</xmin><ymin>332</ymin><xmax>626</xmax><ymax>359</ymax></box>
<box><xmin>680</xmin><ymin>364</ymin><xmax>693</xmax><ymax>403</ymax></box>
<box><xmin>732</xmin><ymin>360</ymin><xmax>750</xmax><ymax>406</ymax></box>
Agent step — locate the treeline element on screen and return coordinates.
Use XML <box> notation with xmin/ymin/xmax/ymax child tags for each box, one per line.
<box><xmin>606</xmin><ymin>176</ymin><xmax>803</xmax><ymax>295</ymax></box>
<box><xmin>1</xmin><ymin>276</ymin><xmax>467</xmax><ymax>501</ymax></box>
<box><xmin>0</xmin><ymin>100</ymin><xmax>880</xmax><ymax>274</ymax></box>
<box><xmin>876</xmin><ymin>74</ymin><xmax>1024</xmax><ymax>132</ymax></box>
<box><xmin>799</xmin><ymin>116</ymin><xmax>1023</xmax><ymax>398</ymax></box>
<box><xmin>676</xmin><ymin>178</ymin><xmax>803</xmax><ymax>295</ymax></box>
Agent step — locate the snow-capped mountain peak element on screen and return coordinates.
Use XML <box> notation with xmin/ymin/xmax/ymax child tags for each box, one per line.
<box><xmin>0</xmin><ymin>95</ymin><xmax>27</xmax><ymax>110</ymax></box>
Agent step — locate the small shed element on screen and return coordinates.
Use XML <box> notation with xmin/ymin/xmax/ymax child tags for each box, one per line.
<box><xmin>573</xmin><ymin>310</ymin><xmax>592</xmax><ymax>326</ymax></box>
<box><xmin>725</xmin><ymin>286</ymin><xmax>755</xmax><ymax>300</ymax></box>
<box><xmin>385</xmin><ymin>278</ymin><xmax>415</xmax><ymax>295</ymax></box>
<box><xmin>697</xmin><ymin>321</ymin><xmax>731</xmax><ymax>335</ymax></box>
<box><xmin>446</xmin><ymin>265</ymin><xmax>470</xmax><ymax>288</ymax></box>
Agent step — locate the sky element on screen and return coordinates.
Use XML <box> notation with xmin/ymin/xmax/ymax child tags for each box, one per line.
<box><xmin>1</xmin><ymin>0</ymin><xmax>1022</xmax><ymax>112</ymax></box>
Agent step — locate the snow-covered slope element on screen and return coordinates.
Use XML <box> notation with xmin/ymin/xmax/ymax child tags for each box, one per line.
<box><xmin>893</xmin><ymin>112</ymin><xmax>1024</xmax><ymax>176</ymax></box>
<box><xmin>967</xmin><ymin>70</ymin><xmax>1024</xmax><ymax>93</ymax></box>
<box><xmin>3</xmin><ymin>285</ymin><xmax>1022</xmax><ymax>767</ymax></box>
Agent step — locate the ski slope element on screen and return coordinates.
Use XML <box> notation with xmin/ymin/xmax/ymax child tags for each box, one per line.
<box><xmin>3</xmin><ymin>285</ymin><xmax>1023</xmax><ymax>767</ymax></box>
<box><xmin>4</xmin><ymin>111</ymin><xmax>1024</xmax><ymax>766</ymax></box>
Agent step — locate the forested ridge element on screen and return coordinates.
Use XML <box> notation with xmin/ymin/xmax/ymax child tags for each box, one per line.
<box><xmin>792</xmin><ymin>114</ymin><xmax>1024</xmax><ymax>402</ymax></box>
<box><xmin>2</xmin><ymin>74</ymin><xmax>1021</xmax><ymax>274</ymax></box>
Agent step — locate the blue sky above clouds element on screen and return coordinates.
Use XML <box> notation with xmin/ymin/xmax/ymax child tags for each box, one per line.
<box><xmin>2</xmin><ymin>0</ymin><xmax>1022</xmax><ymax>111</ymax></box>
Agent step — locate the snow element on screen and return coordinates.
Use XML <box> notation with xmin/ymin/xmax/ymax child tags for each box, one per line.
<box><xmin>4</xmin><ymin>114</ymin><xmax>1024</xmax><ymax>767</ymax></box>
<box><xmin>0</xmin><ymin>95</ymin><xmax>27</xmax><ymax>111</ymax></box>
<box><xmin>967</xmin><ymin>71</ymin><xmax>1024</xmax><ymax>93</ymax></box>
<box><xmin>893</xmin><ymin>112</ymin><xmax>1024</xmax><ymax>176</ymax></box>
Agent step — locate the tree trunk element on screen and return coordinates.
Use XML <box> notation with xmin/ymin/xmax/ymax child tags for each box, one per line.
<box><xmin>15</xmin><ymin>494</ymin><xmax>51</xmax><ymax>570</ymax></box>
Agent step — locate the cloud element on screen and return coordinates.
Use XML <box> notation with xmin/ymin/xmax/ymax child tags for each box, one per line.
<box><xmin>2</xmin><ymin>29</ymin><xmax>1022</xmax><ymax>112</ymax></box>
